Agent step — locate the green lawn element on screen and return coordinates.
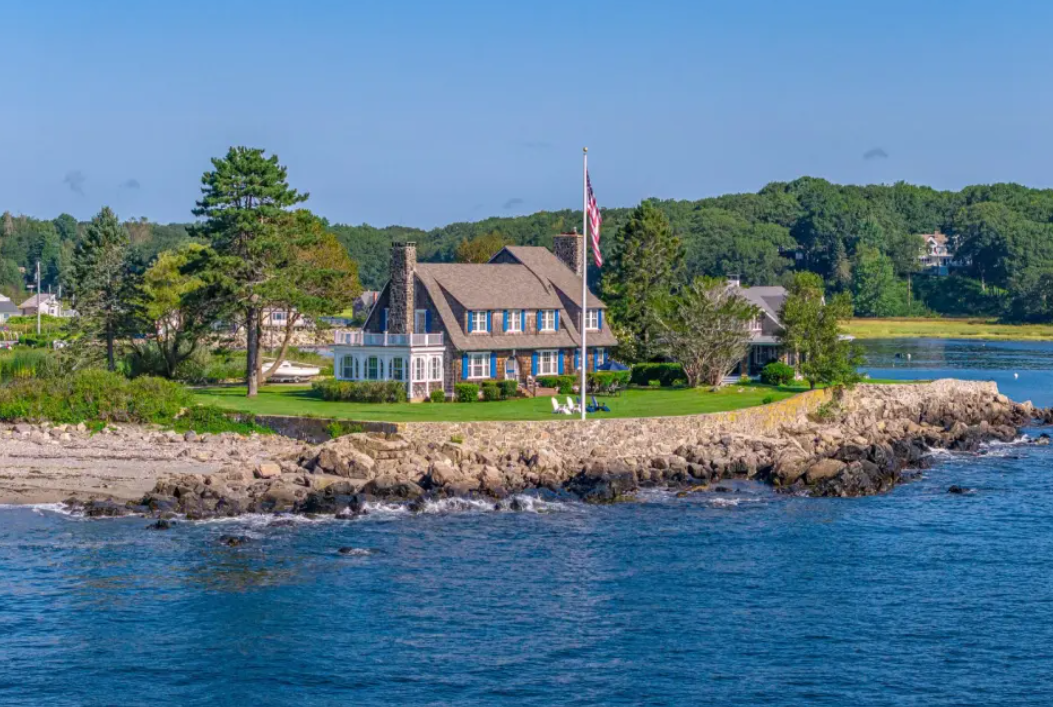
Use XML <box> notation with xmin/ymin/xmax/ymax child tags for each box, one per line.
<box><xmin>845</xmin><ymin>317</ymin><xmax>1053</xmax><ymax>341</ymax></box>
<box><xmin>193</xmin><ymin>383</ymin><xmax>808</xmax><ymax>422</ymax></box>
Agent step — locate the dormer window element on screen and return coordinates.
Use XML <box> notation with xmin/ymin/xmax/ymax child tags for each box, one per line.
<box><xmin>584</xmin><ymin>309</ymin><xmax>600</xmax><ymax>331</ymax></box>
<box><xmin>468</xmin><ymin>310</ymin><xmax>489</xmax><ymax>333</ymax></box>
<box><xmin>539</xmin><ymin>310</ymin><xmax>557</xmax><ymax>332</ymax></box>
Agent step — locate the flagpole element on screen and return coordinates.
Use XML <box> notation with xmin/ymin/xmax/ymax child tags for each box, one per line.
<box><xmin>580</xmin><ymin>147</ymin><xmax>588</xmax><ymax>421</ymax></box>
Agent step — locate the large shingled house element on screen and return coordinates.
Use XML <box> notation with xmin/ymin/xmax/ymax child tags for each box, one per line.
<box><xmin>333</xmin><ymin>233</ymin><xmax>618</xmax><ymax>399</ymax></box>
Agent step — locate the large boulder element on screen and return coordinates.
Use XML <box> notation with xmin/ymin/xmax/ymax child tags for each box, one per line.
<box><xmin>804</xmin><ymin>458</ymin><xmax>846</xmax><ymax>484</ymax></box>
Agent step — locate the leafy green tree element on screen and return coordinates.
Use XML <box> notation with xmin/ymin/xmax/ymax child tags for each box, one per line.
<box><xmin>654</xmin><ymin>277</ymin><xmax>760</xmax><ymax>387</ymax></box>
<box><xmin>779</xmin><ymin>272</ymin><xmax>862</xmax><ymax>389</ymax></box>
<box><xmin>852</xmin><ymin>246</ymin><xmax>901</xmax><ymax>317</ymax></box>
<box><xmin>455</xmin><ymin>231</ymin><xmax>510</xmax><ymax>263</ymax></box>
<box><xmin>950</xmin><ymin>202</ymin><xmax>1021</xmax><ymax>291</ymax></box>
<box><xmin>128</xmin><ymin>243</ymin><xmax>223</xmax><ymax>378</ymax></box>
<box><xmin>254</xmin><ymin>211</ymin><xmax>361</xmax><ymax>381</ymax></box>
<box><xmin>69</xmin><ymin>207</ymin><xmax>138</xmax><ymax>371</ymax></box>
<box><xmin>53</xmin><ymin>213</ymin><xmax>79</xmax><ymax>242</ymax></box>
<box><xmin>600</xmin><ymin>200</ymin><xmax>683</xmax><ymax>362</ymax></box>
<box><xmin>1006</xmin><ymin>266</ymin><xmax>1053</xmax><ymax>323</ymax></box>
<box><xmin>191</xmin><ymin>147</ymin><xmax>308</xmax><ymax>396</ymax></box>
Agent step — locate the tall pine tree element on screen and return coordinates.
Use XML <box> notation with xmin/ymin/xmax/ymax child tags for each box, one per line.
<box><xmin>70</xmin><ymin>207</ymin><xmax>136</xmax><ymax>371</ymax></box>
<box><xmin>192</xmin><ymin>147</ymin><xmax>308</xmax><ymax>397</ymax></box>
<box><xmin>600</xmin><ymin>200</ymin><xmax>683</xmax><ymax>362</ymax></box>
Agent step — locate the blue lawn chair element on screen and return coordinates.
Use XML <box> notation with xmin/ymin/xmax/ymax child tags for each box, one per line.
<box><xmin>589</xmin><ymin>395</ymin><xmax>610</xmax><ymax>413</ymax></box>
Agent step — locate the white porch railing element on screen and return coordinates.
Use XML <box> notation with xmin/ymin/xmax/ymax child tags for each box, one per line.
<box><xmin>334</xmin><ymin>330</ymin><xmax>443</xmax><ymax>347</ymax></box>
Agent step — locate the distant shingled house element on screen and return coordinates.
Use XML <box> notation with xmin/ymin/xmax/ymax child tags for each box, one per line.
<box><xmin>727</xmin><ymin>278</ymin><xmax>795</xmax><ymax>376</ymax></box>
<box><xmin>332</xmin><ymin>234</ymin><xmax>618</xmax><ymax>399</ymax></box>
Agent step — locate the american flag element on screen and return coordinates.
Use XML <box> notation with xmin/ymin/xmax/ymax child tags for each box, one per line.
<box><xmin>586</xmin><ymin>172</ymin><xmax>602</xmax><ymax>267</ymax></box>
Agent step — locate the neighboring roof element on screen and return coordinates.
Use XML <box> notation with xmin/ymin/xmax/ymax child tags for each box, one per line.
<box><xmin>0</xmin><ymin>300</ymin><xmax>18</xmax><ymax>314</ymax></box>
<box><xmin>415</xmin><ymin>263</ymin><xmax>562</xmax><ymax>310</ymax></box>
<box><xmin>18</xmin><ymin>294</ymin><xmax>56</xmax><ymax>309</ymax></box>
<box><xmin>499</xmin><ymin>246</ymin><xmax>605</xmax><ymax>308</ymax></box>
<box><xmin>735</xmin><ymin>285</ymin><xmax>787</xmax><ymax>327</ymax></box>
<box><xmin>923</xmin><ymin>231</ymin><xmax>949</xmax><ymax>246</ymax></box>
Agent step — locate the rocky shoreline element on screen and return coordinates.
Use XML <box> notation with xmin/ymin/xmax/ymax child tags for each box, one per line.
<box><xmin>42</xmin><ymin>380</ymin><xmax>1049</xmax><ymax>520</ymax></box>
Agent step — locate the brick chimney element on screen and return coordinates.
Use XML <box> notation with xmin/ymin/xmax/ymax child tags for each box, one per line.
<box><xmin>553</xmin><ymin>231</ymin><xmax>584</xmax><ymax>276</ymax></box>
<box><xmin>389</xmin><ymin>242</ymin><xmax>416</xmax><ymax>334</ymax></box>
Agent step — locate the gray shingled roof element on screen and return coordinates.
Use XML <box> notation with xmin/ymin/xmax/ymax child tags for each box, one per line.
<box><xmin>409</xmin><ymin>245</ymin><xmax>616</xmax><ymax>352</ymax></box>
<box><xmin>735</xmin><ymin>286</ymin><xmax>787</xmax><ymax>327</ymax></box>
<box><xmin>416</xmin><ymin>263</ymin><xmax>562</xmax><ymax>309</ymax></box>
<box><xmin>0</xmin><ymin>299</ymin><xmax>18</xmax><ymax>315</ymax></box>
<box><xmin>18</xmin><ymin>294</ymin><xmax>56</xmax><ymax>309</ymax></box>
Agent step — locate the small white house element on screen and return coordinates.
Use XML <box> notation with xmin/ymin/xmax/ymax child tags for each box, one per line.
<box><xmin>18</xmin><ymin>294</ymin><xmax>66</xmax><ymax>317</ymax></box>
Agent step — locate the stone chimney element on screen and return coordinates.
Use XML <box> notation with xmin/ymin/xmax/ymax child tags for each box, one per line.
<box><xmin>553</xmin><ymin>231</ymin><xmax>584</xmax><ymax>276</ymax></box>
<box><xmin>388</xmin><ymin>242</ymin><xmax>416</xmax><ymax>334</ymax></box>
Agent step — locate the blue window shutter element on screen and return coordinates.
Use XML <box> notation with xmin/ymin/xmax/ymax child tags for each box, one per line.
<box><xmin>425</xmin><ymin>309</ymin><xmax>432</xmax><ymax>333</ymax></box>
<box><xmin>598</xmin><ymin>310</ymin><xmax>603</xmax><ymax>330</ymax></box>
<box><xmin>536</xmin><ymin>310</ymin><xmax>542</xmax><ymax>332</ymax></box>
<box><xmin>467</xmin><ymin>312</ymin><xmax>473</xmax><ymax>333</ymax></box>
<box><xmin>381</xmin><ymin>308</ymin><xmax>388</xmax><ymax>331</ymax></box>
<box><xmin>574</xmin><ymin>349</ymin><xmax>580</xmax><ymax>370</ymax></box>
<box><xmin>520</xmin><ymin>310</ymin><xmax>526</xmax><ymax>331</ymax></box>
<box><xmin>462</xmin><ymin>353</ymin><xmax>469</xmax><ymax>380</ymax></box>
<box><xmin>486</xmin><ymin>311</ymin><xmax>492</xmax><ymax>333</ymax></box>
<box><xmin>531</xmin><ymin>351</ymin><xmax>538</xmax><ymax>376</ymax></box>
<box><xmin>594</xmin><ymin>348</ymin><xmax>599</xmax><ymax>370</ymax></box>
<box><xmin>490</xmin><ymin>352</ymin><xmax>497</xmax><ymax>378</ymax></box>
<box><xmin>503</xmin><ymin>310</ymin><xmax>509</xmax><ymax>332</ymax></box>
<box><xmin>554</xmin><ymin>311</ymin><xmax>560</xmax><ymax>331</ymax></box>
<box><xmin>558</xmin><ymin>351</ymin><xmax>564</xmax><ymax>375</ymax></box>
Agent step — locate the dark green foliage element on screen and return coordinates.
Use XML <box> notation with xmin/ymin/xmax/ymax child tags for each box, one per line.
<box><xmin>0</xmin><ymin>370</ymin><xmax>190</xmax><ymax>424</ymax></box>
<box><xmin>497</xmin><ymin>379</ymin><xmax>519</xmax><ymax>399</ymax></box>
<box><xmin>912</xmin><ymin>275</ymin><xmax>1006</xmax><ymax>317</ymax></box>
<box><xmin>429</xmin><ymin>388</ymin><xmax>447</xmax><ymax>403</ymax></box>
<box><xmin>18</xmin><ymin>333</ymin><xmax>58</xmax><ymax>348</ymax></box>
<box><xmin>311</xmin><ymin>379</ymin><xmax>407</xmax><ymax>403</ymax></box>
<box><xmin>535</xmin><ymin>375</ymin><xmax>576</xmax><ymax>394</ymax></box>
<box><xmin>629</xmin><ymin>363</ymin><xmax>685</xmax><ymax>388</ymax></box>
<box><xmin>325</xmin><ymin>420</ymin><xmax>364</xmax><ymax>439</ymax></box>
<box><xmin>761</xmin><ymin>361</ymin><xmax>796</xmax><ymax>386</ymax></box>
<box><xmin>173</xmin><ymin>405</ymin><xmax>274</xmax><ymax>435</ymax></box>
<box><xmin>454</xmin><ymin>382</ymin><xmax>480</xmax><ymax>402</ymax></box>
<box><xmin>779</xmin><ymin>272</ymin><xmax>863</xmax><ymax>389</ymax></box>
<box><xmin>480</xmin><ymin>381</ymin><xmax>501</xmax><ymax>401</ymax></box>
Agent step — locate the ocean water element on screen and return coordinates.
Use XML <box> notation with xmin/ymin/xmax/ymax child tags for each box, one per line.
<box><xmin>1</xmin><ymin>339</ymin><xmax>1052</xmax><ymax>706</ymax></box>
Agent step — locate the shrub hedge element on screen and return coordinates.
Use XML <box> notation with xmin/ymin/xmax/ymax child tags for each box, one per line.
<box><xmin>536</xmin><ymin>375</ymin><xmax>576</xmax><ymax>394</ymax></box>
<box><xmin>0</xmin><ymin>370</ymin><xmax>191</xmax><ymax>425</ymax></box>
<box><xmin>587</xmin><ymin>370</ymin><xmax>631</xmax><ymax>389</ymax></box>
<box><xmin>498</xmin><ymin>379</ymin><xmax>518</xmax><ymax>399</ymax></box>
<box><xmin>429</xmin><ymin>388</ymin><xmax>447</xmax><ymax>403</ymax></box>
<box><xmin>454</xmin><ymin>383</ymin><xmax>479</xmax><ymax>402</ymax></box>
<box><xmin>311</xmin><ymin>379</ymin><xmax>407</xmax><ymax>403</ymax></box>
<box><xmin>480</xmin><ymin>381</ymin><xmax>501</xmax><ymax>401</ymax></box>
<box><xmin>629</xmin><ymin>363</ymin><xmax>685</xmax><ymax>387</ymax></box>
<box><xmin>761</xmin><ymin>361</ymin><xmax>796</xmax><ymax>386</ymax></box>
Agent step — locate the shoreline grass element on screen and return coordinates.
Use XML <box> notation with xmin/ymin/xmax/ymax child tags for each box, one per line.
<box><xmin>193</xmin><ymin>383</ymin><xmax>809</xmax><ymax>423</ymax></box>
<box><xmin>845</xmin><ymin>317</ymin><xmax>1053</xmax><ymax>341</ymax></box>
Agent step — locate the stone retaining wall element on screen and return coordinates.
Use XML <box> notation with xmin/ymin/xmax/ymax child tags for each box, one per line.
<box><xmin>395</xmin><ymin>388</ymin><xmax>834</xmax><ymax>458</ymax></box>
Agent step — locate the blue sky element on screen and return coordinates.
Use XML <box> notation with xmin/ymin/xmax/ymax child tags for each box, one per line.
<box><xmin>2</xmin><ymin>0</ymin><xmax>1052</xmax><ymax>227</ymax></box>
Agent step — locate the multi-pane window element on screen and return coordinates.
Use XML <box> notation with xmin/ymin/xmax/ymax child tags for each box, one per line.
<box><xmin>468</xmin><ymin>352</ymin><xmax>489</xmax><ymax>379</ymax></box>
<box><xmin>272</xmin><ymin>310</ymin><xmax>287</xmax><ymax>323</ymax></box>
<box><xmin>585</xmin><ymin>309</ymin><xmax>599</xmax><ymax>330</ymax></box>
<box><xmin>538</xmin><ymin>350</ymin><xmax>559</xmax><ymax>375</ymax></box>
<box><xmin>430</xmin><ymin>356</ymin><xmax>442</xmax><ymax>381</ymax></box>
<box><xmin>507</xmin><ymin>310</ymin><xmax>522</xmax><ymax>332</ymax></box>
<box><xmin>414</xmin><ymin>357</ymin><xmax>425</xmax><ymax>381</ymax></box>
<box><xmin>415</xmin><ymin>309</ymin><xmax>428</xmax><ymax>333</ymax></box>
<box><xmin>367</xmin><ymin>357</ymin><xmax>380</xmax><ymax>380</ymax></box>
<box><xmin>391</xmin><ymin>358</ymin><xmax>405</xmax><ymax>381</ymax></box>
<box><xmin>341</xmin><ymin>356</ymin><xmax>359</xmax><ymax>380</ymax></box>
<box><xmin>539</xmin><ymin>310</ymin><xmax>556</xmax><ymax>332</ymax></box>
<box><xmin>469</xmin><ymin>311</ymin><xmax>489</xmax><ymax>332</ymax></box>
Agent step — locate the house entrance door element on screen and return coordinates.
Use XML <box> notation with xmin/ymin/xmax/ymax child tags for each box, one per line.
<box><xmin>504</xmin><ymin>356</ymin><xmax>518</xmax><ymax>381</ymax></box>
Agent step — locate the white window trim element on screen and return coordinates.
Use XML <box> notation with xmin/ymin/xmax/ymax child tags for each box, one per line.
<box><xmin>506</xmin><ymin>310</ymin><xmax>522</xmax><ymax>333</ymax></box>
<box><xmin>430</xmin><ymin>356</ymin><xmax>443</xmax><ymax>381</ymax></box>
<box><xmin>467</xmin><ymin>352</ymin><xmax>490</xmax><ymax>380</ymax></box>
<box><xmin>537</xmin><ymin>349</ymin><xmax>559</xmax><ymax>376</ymax></box>
<box><xmin>414</xmin><ymin>356</ymin><xmax>425</xmax><ymax>382</ymax></box>
<box><xmin>539</xmin><ymin>310</ymin><xmax>556</xmax><ymax>332</ymax></box>
<box><xmin>469</xmin><ymin>311</ymin><xmax>489</xmax><ymax>333</ymax></box>
<box><xmin>415</xmin><ymin>309</ymin><xmax>428</xmax><ymax>332</ymax></box>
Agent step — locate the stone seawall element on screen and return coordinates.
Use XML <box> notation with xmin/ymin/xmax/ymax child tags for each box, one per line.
<box><xmin>396</xmin><ymin>388</ymin><xmax>835</xmax><ymax>459</ymax></box>
<box><xmin>74</xmin><ymin>379</ymin><xmax>1048</xmax><ymax>519</ymax></box>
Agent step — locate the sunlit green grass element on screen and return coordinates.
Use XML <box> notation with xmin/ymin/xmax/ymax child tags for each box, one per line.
<box><xmin>845</xmin><ymin>317</ymin><xmax>1053</xmax><ymax>341</ymax></box>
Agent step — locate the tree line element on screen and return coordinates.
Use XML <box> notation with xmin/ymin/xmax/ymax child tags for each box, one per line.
<box><xmin>11</xmin><ymin>176</ymin><xmax>1051</xmax><ymax>322</ymax></box>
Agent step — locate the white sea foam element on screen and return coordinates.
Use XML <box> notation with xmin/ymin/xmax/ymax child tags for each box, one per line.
<box><xmin>0</xmin><ymin>502</ymin><xmax>76</xmax><ymax>515</ymax></box>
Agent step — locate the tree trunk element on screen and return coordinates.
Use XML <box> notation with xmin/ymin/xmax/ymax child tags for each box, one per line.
<box><xmin>261</xmin><ymin>313</ymin><xmax>301</xmax><ymax>382</ymax></box>
<box><xmin>245</xmin><ymin>307</ymin><xmax>259</xmax><ymax>397</ymax></box>
<box><xmin>106</xmin><ymin>322</ymin><xmax>115</xmax><ymax>372</ymax></box>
